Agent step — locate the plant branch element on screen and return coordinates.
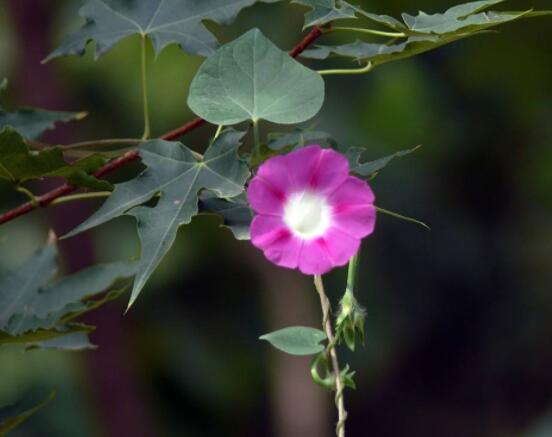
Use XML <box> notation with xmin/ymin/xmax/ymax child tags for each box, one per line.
<box><xmin>0</xmin><ymin>26</ymin><xmax>324</xmax><ymax>226</ymax></box>
<box><xmin>314</xmin><ymin>274</ymin><xmax>347</xmax><ymax>437</ymax></box>
<box><xmin>50</xmin><ymin>191</ymin><xmax>112</xmax><ymax>206</ymax></box>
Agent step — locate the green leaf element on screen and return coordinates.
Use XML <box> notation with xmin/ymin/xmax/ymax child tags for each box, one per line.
<box><xmin>267</xmin><ymin>129</ymin><xmax>337</xmax><ymax>150</ymax></box>
<box><xmin>0</xmin><ymin>78</ymin><xmax>85</xmax><ymax>140</ymax></box>
<box><xmin>0</xmin><ymin>109</ymin><xmax>86</xmax><ymax>140</ymax></box>
<box><xmin>292</xmin><ymin>0</ymin><xmax>357</xmax><ymax>28</ymax></box>
<box><xmin>0</xmin><ymin>390</ymin><xmax>55</xmax><ymax>436</ymax></box>
<box><xmin>346</xmin><ymin>144</ymin><xmax>421</xmax><ymax>178</ymax></box>
<box><xmin>302</xmin><ymin>1</ymin><xmax>548</xmax><ymax>67</ymax></box>
<box><xmin>64</xmin><ymin>129</ymin><xmax>250</xmax><ymax>308</ymax></box>
<box><xmin>188</xmin><ymin>29</ymin><xmax>325</xmax><ymax>125</ymax></box>
<box><xmin>0</xmin><ymin>239</ymin><xmax>137</xmax><ymax>349</ymax></box>
<box><xmin>45</xmin><ymin>0</ymin><xmax>284</xmax><ymax>61</ymax></box>
<box><xmin>199</xmin><ymin>192</ymin><xmax>252</xmax><ymax>240</ymax></box>
<box><xmin>0</xmin><ymin>127</ymin><xmax>111</xmax><ymax>190</ymax></box>
<box><xmin>260</xmin><ymin>326</ymin><xmax>327</xmax><ymax>356</ymax></box>
<box><xmin>401</xmin><ymin>0</ymin><xmax>507</xmax><ymax>34</ymax></box>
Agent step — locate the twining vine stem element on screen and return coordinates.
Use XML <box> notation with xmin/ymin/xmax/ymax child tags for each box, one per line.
<box><xmin>0</xmin><ymin>26</ymin><xmax>324</xmax><ymax>226</ymax></box>
<box><xmin>314</xmin><ymin>274</ymin><xmax>348</xmax><ymax>437</ymax></box>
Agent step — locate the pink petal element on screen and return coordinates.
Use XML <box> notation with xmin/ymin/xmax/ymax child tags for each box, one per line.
<box><xmin>263</xmin><ymin>234</ymin><xmax>303</xmax><ymax>269</ymax></box>
<box><xmin>247</xmin><ymin>177</ymin><xmax>285</xmax><ymax>216</ymax></box>
<box><xmin>328</xmin><ymin>176</ymin><xmax>375</xmax><ymax>206</ymax></box>
<box><xmin>332</xmin><ymin>205</ymin><xmax>376</xmax><ymax>239</ymax></box>
<box><xmin>298</xmin><ymin>239</ymin><xmax>334</xmax><ymax>275</ymax></box>
<box><xmin>285</xmin><ymin>145</ymin><xmax>349</xmax><ymax>194</ymax></box>
<box><xmin>256</xmin><ymin>155</ymin><xmax>292</xmax><ymax>195</ymax></box>
<box><xmin>250</xmin><ymin>215</ymin><xmax>302</xmax><ymax>269</ymax></box>
<box><xmin>250</xmin><ymin>215</ymin><xmax>288</xmax><ymax>249</ymax></box>
<box><xmin>322</xmin><ymin>228</ymin><xmax>361</xmax><ymax>266</ymax></box>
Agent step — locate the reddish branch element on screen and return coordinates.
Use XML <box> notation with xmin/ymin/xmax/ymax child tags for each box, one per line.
<box><xmin>0</xmin><ymin>26</ymin><xmax>323</xmax><ymax>226</ymax></box>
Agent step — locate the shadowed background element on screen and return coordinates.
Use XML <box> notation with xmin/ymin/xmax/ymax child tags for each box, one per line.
<box><xmin>1</xmin><ymin>0</ymin><xmax>552</xmax><ymax>436</ymax></box>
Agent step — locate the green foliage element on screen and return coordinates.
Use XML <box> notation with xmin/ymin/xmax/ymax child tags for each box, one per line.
<box><xmin>293</xmin><ymin>0</ymin><xmax>356</xmax><ymax>28</ymax></box>
<box><xmin>302</xmin><ymin>1</ymin><xmax>550</xmax><ymax>68</ymax></box>
<box><xmin>45</xmin><ymin>0</ymin><xmax>284</xmax><ymax>61</ymax></box>
<box><xmin>199</xmin><ymin>192</ymin><xmax>252</xmax><ymax>240</ymax></box>
<box><xmin>260</xmin><ymin>326</ymin><xmax>327</xmax><ymax>355</ymax></box>
<box><xmin>64</xmin><ymin>130</ymin><xmax>250</xmax><ymax>308</ymax></box>
<box><xmin>0</xmin><ymin>127</ymin><xmax>111</xmax><ymax>190</ymax></box>
<box><xmin>0</xmin><ymin>390</ymin><xmax>55</xmax><ymax>436</ymax></box>
<box><xmin>267</xmin><ymin>129</ymin><xmax>337</xmax><ymax>150</ymax></box>
<box><xmin>0</xmin><ymin>79</ymin><xmax>85</xmax><ymax>140</ymax></box>
<box><xmin>346</xmin><ymin>144</ymin><xmax>421</xmax><ymax>179</ymax></box>
<box><xmin>188</xmin><ymin>29</ymin><xmax>325</xmax><ymax>125</ymax></box>
<box><xmin>0</xmin><ymin>238</ymin><xmax>137</xmax><ymax>349</ymax></box>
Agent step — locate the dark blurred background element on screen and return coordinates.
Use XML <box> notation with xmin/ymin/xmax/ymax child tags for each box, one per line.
<box><xmin>1</xmin><ymin>0</ymin><xmax>552</xmax><ymax>436</ymax></box>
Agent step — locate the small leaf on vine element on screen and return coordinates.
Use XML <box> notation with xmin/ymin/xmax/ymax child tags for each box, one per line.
<box><xmin>260</xmin><ymin>326</ymin><xmax>327</xmax><ymax>356</ymax></box>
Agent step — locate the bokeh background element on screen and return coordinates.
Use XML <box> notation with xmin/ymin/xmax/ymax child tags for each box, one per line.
<box><xmin>1</xmin><ymin>0</ymin><xmax>552</xmax><ymax>436</ymax></box>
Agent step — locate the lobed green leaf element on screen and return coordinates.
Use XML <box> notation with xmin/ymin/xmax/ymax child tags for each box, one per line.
<box><xmin>0</xmin><ymin>239</ymin><xmax>137</xmax><ymax>349</ymax></box>
<box><xmin>0</xmin><ymin>127</ymin><xmax>111</xmax><ymax>190</ymax></box>
<box><xmin>45</xmin><ymin>0</ymin><xmax>284</xmax><ymax>61</ymax></box>
<box><xmin>64</xmin><ymin>129</ymin><xmax>250</xmax><ymax>308</ymax></box>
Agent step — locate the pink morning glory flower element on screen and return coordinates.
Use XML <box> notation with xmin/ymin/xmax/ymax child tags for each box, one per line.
<box><xmin>247</xmin><ymin>145</ymin><xmax>376</xmax><ymax>275</ymax></box>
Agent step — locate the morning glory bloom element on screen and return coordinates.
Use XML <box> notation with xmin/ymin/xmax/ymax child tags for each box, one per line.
<box><xmin>247</xmin><ymin>145</ymin><xmax>376</xmax><ymax>275</ymax></box>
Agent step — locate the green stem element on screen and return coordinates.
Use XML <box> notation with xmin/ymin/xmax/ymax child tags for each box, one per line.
<box><xmin>16</xmin><ymin>186</ymin><xmax>38</xmax><ymax>207</ymax></box>
<box><xmin>253</xmin><ymin>119</ymin><xmax>261</xmax><ymax>162</ymax></box>
<box><xmin>212</xmin><ymin>125</ymin><xmax>224</xmax><ymax>144</ymax></box>
<box><xmin>330</xmin><ymin>26</ymin><xmax>406</xmax><ymax>38</ymax></box>
<box><xmin>376</xmin><ymin>206</ymin><xmax>431</xmax><ymax>230</ymax></box>
<box><xmin>346</xmin><ymin>253</ymin><xmax>360</xmax><ymax>298</ymax></box>
<box><xmin>314</xmin><ymin>275</ymin><xmax>347</xmax><ymax>437</ymax></box>
<box><xmin>140</xmin><ymin>35</ymin><xmax>151</xmax><ymax>140</ymax></box>
<box><xmin>319</xmin><ymin>61</ymin><xmax>374</xmax><ymax>76</ymax></box>
<box><xmin>50</xmin><ymin>191</ymin><xmax>112</xmax><ymax>206</ymax></box>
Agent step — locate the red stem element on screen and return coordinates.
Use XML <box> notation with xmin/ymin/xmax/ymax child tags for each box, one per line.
<box><xmin>0</xmin><ymin>26</ymin><xmax>323</xmax><ymax>226</ymax></box>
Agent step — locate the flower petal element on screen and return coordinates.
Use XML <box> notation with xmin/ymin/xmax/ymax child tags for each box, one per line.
<box><xmin>256</xmin><ymin>155</ymin><xmax>292</xmax><ymax>195</ymax></box>
<box><xmin>285</xmin><ymin>145</ymin><xmax>349</xmax><ymax>194</ymax></box>
<box><xmin>250</xmin><ymin>215</ymin><xmax>288</xmax><ymax>249</ymax></box>
<box><xmin>322</xmin><ymin>228</ymin><xmax>361</xmax><ymax>266</ymax></box>
<box><xmin>298</xmin><ymin>239</ymin><xmax>334</xmax><ymax>275</ymax></box>
<box><xmin>328</xmin><ymin>176</ymin><xmax>375</xmax><ymax>207</ymax></box>
<box><xmin>263</xmin><ymin>234</ymin><xmax>303</xmax><ymax>269</ymax></box>
<box><xmin>332</xmin><ymin>205</ymin><xmax>376</xmax><ymax>239</ymax></box>
<box><xmin>247</xmin><ymin>177</ymin><xmax>285</xmax><ymax>215</ymax></box>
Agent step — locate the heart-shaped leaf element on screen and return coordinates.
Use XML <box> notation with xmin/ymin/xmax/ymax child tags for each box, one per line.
<box><xmin>64</xmin><ymin>129</ymin><xmax>250</xmax><ymax>307</ymax></box>
<box><xmin>260</xmin><ymin>326</ymin><xmax>327</xmax><ymax>356</ymax></box>
<box><xmin>188</xmin><ymin>29</ymin><xmax>325</xmax><ymax>125</ymax></box>
<box><xmin>45</xmin><ymin>0</ymin><xmax>284</xmax><ymax>61</ymax></box>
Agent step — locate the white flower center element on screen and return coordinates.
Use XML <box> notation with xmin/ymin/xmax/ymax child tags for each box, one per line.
<box><xmin>283</xmin><ymin>191</ymin><xmax>331</xmax><ymax>240</ymax></box>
